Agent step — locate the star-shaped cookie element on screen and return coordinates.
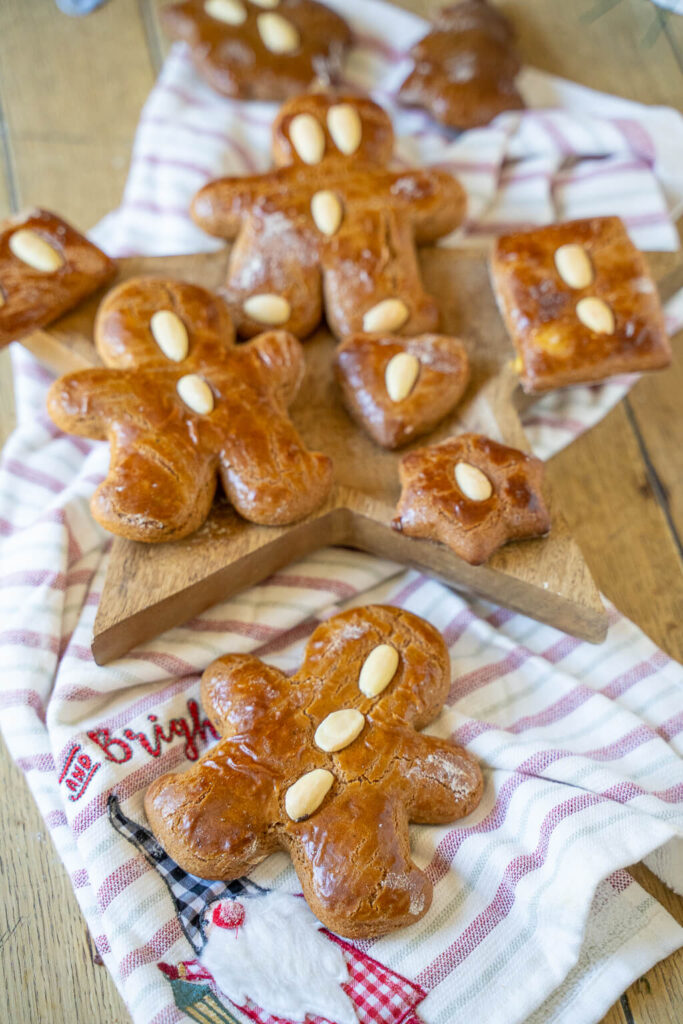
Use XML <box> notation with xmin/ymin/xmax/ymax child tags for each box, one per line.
<box><xmin>393</xmin><ymin>432</ymin><xmax>550</xmax><ymax>564</ymax></box>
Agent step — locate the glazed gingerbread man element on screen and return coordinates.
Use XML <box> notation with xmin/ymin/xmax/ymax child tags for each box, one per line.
<box><xmin>145</xmin><ymin>604</ymin><xmax>483</xmax><ymax>939</ymax></box>
<box><xmin>191</xmin><ymin>93</ymin><xmax>467</xmax><ymax>341</ymax></box>
<box><xmin>47</xmin><ymin>277</ymin><xmax>333</xmax><ymax>542</ymax></box>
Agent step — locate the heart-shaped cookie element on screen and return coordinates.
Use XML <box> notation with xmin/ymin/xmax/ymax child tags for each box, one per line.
<box><xmin>335</xmin><ymin>332</ymin><xmax>470</xmax><ymax>449</ymax></box>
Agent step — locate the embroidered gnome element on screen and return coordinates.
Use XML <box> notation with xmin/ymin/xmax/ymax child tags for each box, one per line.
<box><xmin>200</xmin><ymin>891</ymin><xmax>358</xmax><ymax>1024</ymax></box>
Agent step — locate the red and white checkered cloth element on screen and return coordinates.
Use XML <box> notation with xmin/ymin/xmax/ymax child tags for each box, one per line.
<box><xmin>1</xmin><ymin>3</ymin><xmax>682</xmax><ymax>1024</ymax></box>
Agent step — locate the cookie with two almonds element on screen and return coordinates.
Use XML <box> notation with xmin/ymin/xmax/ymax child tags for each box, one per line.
<box><xmin>490</xmin><ymin>216</ymin><xmax>672</xmax><ymax>393</ymax></box>
<box><xmin>0</xmin><ymin>209</ymin><xmax>115</xmax><ymax>350</ymax></box>
<box><xmin>46</xmin><ymin>277</ymin><xmax>333</xmax><ymax>542</ymax></box>
<box><xmin>191</xmin><ymin>92</ymin><xmax>466</xmax><ymax>341</ymax></box>
<box><xmin>161</xmin><ymin>0</ymin><xmax>351</xmax><ymax>101</ymax></box>
<box><xmin>145</xmin><ymin>604</ymin><xmax>483</xmax><ymax>938</ymax></box>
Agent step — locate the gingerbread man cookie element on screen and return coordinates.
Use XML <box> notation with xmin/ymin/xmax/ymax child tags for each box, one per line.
<box><xmin>399</xmin><ymin>0</ymin><xmax>524</xmax><ymax>131</ymax></box>
<box><xmin>47</xmin><ymin>277</ymin><xmax>333</xmax><ymax>541</ymax></box>
<box><xmin>393</xmin><ymin>433</ymin><xmax>550</xmax><ymax>564</ymax></box>
<box><xmin>0</xmin><ymin>209</ymin><xmax>115</xmax><ymax>350</ymax></box>
<box><xmin>161</xmin><ymin>0</ymin><xmax>351</xmax><ymax>101</ymax></box>
<box><xmin>490</xmin><ymin>216</ymin><xmax>671</xmax><ymax>393</ymax></box>
<box><xmin>145</xmin><ymin>604</ymin><xmax>483</xmax><ymax>939</ymax></box>
<box><xmin>335</xmin><ymin>332</ymin><xmax>470</xmax><ymax>449</ymax></box>
<box><xmin>191</xmin><ymin>92</ymin><xmax>466</xmax><ymax>340</ymax></box>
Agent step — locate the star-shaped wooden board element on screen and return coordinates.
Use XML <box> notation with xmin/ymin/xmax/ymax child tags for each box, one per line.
<box><xmin>25</xmin><ymin>245</ymin><xmax>674</xmax><ymax>664</ymax></box>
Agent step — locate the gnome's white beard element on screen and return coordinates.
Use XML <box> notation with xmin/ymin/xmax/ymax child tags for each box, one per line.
<box><xmin>200</xmin><ymin>891</ymin><xmax>358</xmax><ymax>1024</ymax></box>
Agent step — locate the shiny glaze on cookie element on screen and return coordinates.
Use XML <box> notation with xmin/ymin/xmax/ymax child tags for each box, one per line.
<box><xmin>491</xmin><ymin>217</ymin><xmax>671</xmax><ymax>393</ymax></box>
<box><xmin>144</xmin><ymin>605</ymin><xmax>483</xmax><ymax>939</ymax></box>
<box><xmin>0</xmin><ymin>208</ymin><xmax>115</xmax><ymax>349</ymax></box>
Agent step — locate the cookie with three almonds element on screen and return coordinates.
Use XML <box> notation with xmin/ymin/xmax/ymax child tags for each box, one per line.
<box><xmin>335</xmin><ymin>332</ymin><xmax>470</xmax><ymax>448</ymax></box>
<box><xmin>393</xmin><ymin>432</ymin><xmax>550</xmax><ymax>564</ymax></box>
<box><xmin>398</xmin><ymin>0</ymin><xmax>524</xmax><ymax>131</ymax></box>
<box><xmin>46</xmin><ymin>277</ymin><xmax>333</xmax><ymax>541</ymax></box>
<box><xmin>191</xmin><ymin>92</ymin><xmax>466</xmax><ymax>341</ymax></box>
<box><xmin>0</xmin><ymin>208</ymin><xmax>115</xmax><ymax>350</ymax></box>
<box><xmin>144</xmin><ymin>604</ymin><xmax>483</xmax><ymax>939</ymax></box>
<box><xmin>490</xmin><ymin>216</ymin><xmax>671</xmax><ymax>393</ymax></box>
<box><xmin>161</xmin><ymin>0</ymin><xmax>351</xmax><ymax>101</ymax></box>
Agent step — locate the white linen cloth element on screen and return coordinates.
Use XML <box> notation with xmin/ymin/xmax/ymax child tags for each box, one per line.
<box><xmin>1</xmin><ymin>2</ymin><xmax>682</xmax><ymax>1024</ymax></box>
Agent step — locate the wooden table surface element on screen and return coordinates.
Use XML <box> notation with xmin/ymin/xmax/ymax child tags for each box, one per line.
<box><xmin>0</xmin><ymin>1</ymin><xmax>681</xmax><ymax>1022</ymax></box>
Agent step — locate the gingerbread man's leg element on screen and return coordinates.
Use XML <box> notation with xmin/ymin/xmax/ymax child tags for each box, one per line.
<box><xmin>322</xmin><ymin>208</ymin><xmax>439</xmax><ymax>340</ymax></box>
<box><xmin>223</xmin><ymin>217</ymin><xmax>324</xmax><ymax>340</ymax></box>
<box><xmin>288</xmin><ymin>784</ymin><xmax>433</xmax><ymax>939</ymax></box>
<box><xmin>214</xmin><ymin>335</ymin><xmax>334</xmax><ymax>525</ymax></box>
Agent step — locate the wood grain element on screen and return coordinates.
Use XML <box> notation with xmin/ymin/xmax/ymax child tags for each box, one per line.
<box><xmin>0</xmin><ymin>2</ymin><xmax>681</xmax><ymax>1024</ymax></box>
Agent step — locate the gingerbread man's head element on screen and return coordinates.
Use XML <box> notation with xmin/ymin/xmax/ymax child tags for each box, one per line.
<box><xmin>47</xmin><ymin>277</ymin><xmax>333</xmax><ymax>541</ymax></box>
<box><xmin>144</xmin><ymin>604</ymin><xmax>483</xmax><ymax>938</ymax></box>
<box><xmin>271</xmin><ymin>93</ymin><xmax>395</xmax><ymax>168</ymax></box>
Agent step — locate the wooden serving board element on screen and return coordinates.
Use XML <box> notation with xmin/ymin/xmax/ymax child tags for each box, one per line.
<box><xmin>26</xmin><ymin>246</ymin><xmax>610</xmax><ymax>663</ymax></box>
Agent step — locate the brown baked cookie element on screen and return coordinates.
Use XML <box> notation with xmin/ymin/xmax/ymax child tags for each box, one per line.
<box><xmin>335</xmin><ymin>332</ymin><xmax>470</xmax><ymax>449</ymax></box>
<box><xmin>393</xmin><ymin>433</ymin><xmax>550</xmax><ymax>564</ymax></box>
<box><xmin>161</xmin><ymin>0</ymin><xmax>351</xmax><ymax>101</ymax></box>
<box><xmin>191</xmin><ymin>92</ymin><xmax>466</xmax><ymax>340</ymax></box>
<box><xmin>0</xmin><ymin>209</ymin><xmax>115</xmax><ymax>350</ymax></box>
<box><xmin>46</xmin><ymin>277</ymin><xmax>333</xmax><ymax>541</ymax></box>
<box><xmin>399</xmin><ymin>0</ymin><xmax>524</xmax><ymax>131</ymax></box>
<box><xmin>490</xmin><ymin>216</ymin><xmax>672</xmax><ymax>394</ymax></box>
<box><xmin>145</xmin><ymin>604</ymin><xmax>483</xmax><ymax>939</ymax></box>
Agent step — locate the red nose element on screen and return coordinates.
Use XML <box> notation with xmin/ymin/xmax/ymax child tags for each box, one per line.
<box><xmin>211</xmin><ymin>900</ymin><xmax>246</xmax><ymax>931</ymax></box>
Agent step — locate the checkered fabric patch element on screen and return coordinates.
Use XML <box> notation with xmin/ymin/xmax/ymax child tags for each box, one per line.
<box><xmin>108</xmin><ymin>796</ymin><xmax>263</xmax><ymax>953</ymax></box>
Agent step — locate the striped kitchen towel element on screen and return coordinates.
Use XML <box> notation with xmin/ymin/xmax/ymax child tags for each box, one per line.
<box><xmin>1</xmin><ymin>2</ymin><xmax>682</xmax><ymax>1024</ymax></box>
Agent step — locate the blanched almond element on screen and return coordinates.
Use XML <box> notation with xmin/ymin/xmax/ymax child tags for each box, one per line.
<box><xmin>314</xmin><ymin>709</ymin><xmax>365</xmax><ymax>752</ymax></box>
<box><xmin>454</xmin><ymin>461</ymin><xmax>492</xmax><ymax>502</ymax></box>
<box><xmin>150</xmin><ymin>310</ymin><xmax>189</xmax><ymax>362</ymax></box>
<box><xmin>358</xmin><ymin>644</ymin><xmax>399</xmax><ymax>698</ymax></box>
<box><xmin>9</xmin><ymin>229</ymin><xmax>63</xmax><ymax>272</ymax></box>
<box><xmin>285</xmin><ymin>768</ymin><xmax>334</xmax><ymax>821</ymax></box>
<box><xmin>362</xmin><ymin>298</ymin><xmax>409</xmax><ymax>334</ymax></box>
<box><xmin>243</xmin><ymin>293</ymin><xmax>291</xmax><ymax>325</ymax></box>
<box><xmin>258</xmin><ymin>12</ymin><xmax>300</xmax><ymax>55</ymax></box>
<box><xmin>385</xmin><ymin>352</ymin><xmax>419</xmax><ymax>402</ymax></box>
<box><xmin>204</xmin><ymin>0</ymin><xmax>247</xmax><ymax>25</ymax></box>
<box><xmin>311</xmin><ymin>190</ymin><xmax>343</xmax><ymax>236</ymax></box>
<box><xmin>289</xmin><ymin>113</ymin><xmax>325</xmax><ymax>165</ymax></box>
<box><xmin>177</xmin><ymin>374</ymin><xmax>214</xmax><ymax>415</ymax></box>
<box><xmin>251</xmin><ymin>0</ymin><xmax>279</xmax><ymax>7</ymax></box>
<box><xmin>576</xmin><ymin>297</ymin><xmax>615</xmax><ymax>334</ymax></box>
<box><xmin>327</xmin><ymin>104</ymin><xmax>362</xmax><ymax>156</ymax></box>
<box><xmin>554</xmin><ymin>244</ymin><xmax>594</xmax><ymax>289</ymax></box>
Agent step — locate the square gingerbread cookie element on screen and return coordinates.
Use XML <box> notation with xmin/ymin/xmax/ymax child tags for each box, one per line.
<box><xmin>490</xmin><ymin>216</ymin><xmax>671</xmax><ymax>393</ymax></box>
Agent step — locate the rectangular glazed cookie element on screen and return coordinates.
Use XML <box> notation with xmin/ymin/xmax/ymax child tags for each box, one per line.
<box><xmin>0</xmin><ymin>208</ymin><xmax>116</xmax><ymax>349</ymax></box>
<box><xmin>490</xmin><ymin>216</ymin><xmax>671</xmax><ymax>393</ymax></box>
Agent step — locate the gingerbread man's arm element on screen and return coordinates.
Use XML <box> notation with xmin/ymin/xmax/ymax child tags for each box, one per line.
<box><xmin>192</xmin><ymin>176</ymin><xmax>272</xmax><ymax>240</ymax></box>
<box><xmin>390</xmin><ymin>168</ymin><xmax>466</xmax><ymax>244</ymax></box>
<box><xmin>144</xmin><ymin>750</ymin><xmax>281</xmax><ymax>881</ymax></box>
<box><xmin>397</xmin><ymin>731</ymin><xmax>484</xmax><ymax>823</ymax></box>
<box><xmin>47</xmin><ymin>369</ymin><xmax>140</xmax><ymax>440</ymax></box>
